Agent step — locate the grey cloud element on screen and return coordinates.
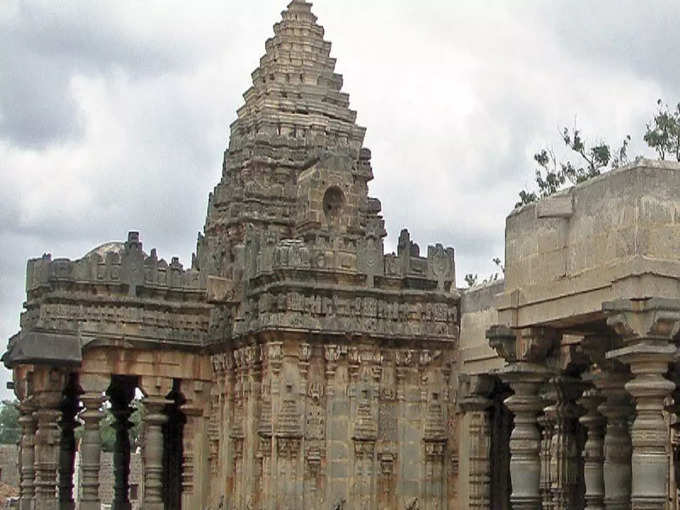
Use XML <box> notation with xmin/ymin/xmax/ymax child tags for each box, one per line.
<box><xmin>0</xmin><ymin>52</ymin><xmax>84</xmax><ymax>147</ymax></box>
<box><xmin>0</xmin><ymin>0</ymin><xmax>246</xmax><ymax>147</ymax></box>
<box><xmin>535</xmin><ymin>0</ymin><xmax>680</xmax><ymax>92</ymax></box>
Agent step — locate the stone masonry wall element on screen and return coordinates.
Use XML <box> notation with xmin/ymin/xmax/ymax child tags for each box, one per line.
<box><xmin>458</xmin><ymin>281</ymin><xmax>505</xmax><ymax>376</ymax></box>
<box><xmin>209</xmin><ymin>340</ymin><xmax>458</xmax><ymax>510</ymax></box>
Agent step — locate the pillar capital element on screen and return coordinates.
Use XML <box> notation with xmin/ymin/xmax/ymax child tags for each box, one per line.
<box><xmin>139</xmin><ymin>375</ymin><xmax>173</xmax><ymax>399</ymax></box>
<box><xmin>458</xmin><ymin>374</ymin><xmax>495</xmax><ymax>413</ymax></box>
<box><xmin>604</xmin><ymin>297</ymin><xmax>680</xmax><ymax>344</ymax></box>
<box><xmin>488</xmin><ymin>325</ymin><xmax>559</xmax><ymax>365</ymax></box>
<box><xmin>180</xmin><ymin>379</ymin><xmax>208</xmax><ymax>416</ymax></box>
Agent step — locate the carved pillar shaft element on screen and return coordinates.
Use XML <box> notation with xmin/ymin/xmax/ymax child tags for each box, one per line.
<box><xmin>595</xmin><ymin>371</ymin><xmax>633</xmax><ymax>510</ymax></box>
<box><xmin>460</xmin><ymin>385</ymin><xmax>493</xmax><ymax>510</ymax></box>
<box><xmin>32</xmin><ymin>368</ymin><xmax>67</xmax><ymax>510</ymax></box>
<box><xmin>579</xmin><ymin>387</ymin><xmax>606</xmax><ymax>510</ymax></box>
<box><xmin>621</xmin><ymin>349</ymin><xmax>675</xmax><ymax>510</ymax></box>
<box><xmin>141</xmin><ymin>396</ymin><xmax>170</xmax><ymax>510</ymax></box>
<box><xmin>19</xmin><ymin>403</ymin><xmax>36</xmax><ymax>510</ymax></box>
<box><xmin>34</xmin><ymin>406</ymin><xmax>62</xmax><ymax>510</ymax></box>
<box><xmin>468</xmin><ymin>408</ymin><xmax>492</xmax><ymax>509</ymax></box>
<box><xmin>545</xmin><ymin>376</ymin><xmax>583</xmax><ymax>510</ymax></box>
<box><xmin>180</xmin><ymin>380</ymin><xmax>207</xmax><ymax>510</ymax></box>
<box><xmin>79</xmin><ymin>392</ymin><xmax>106</xmax><ymax>510</ymax></box>
<box><xmin>502</xmin><ymin>369</ymin><xmax>550</xmax><ymax>510</ymax></box>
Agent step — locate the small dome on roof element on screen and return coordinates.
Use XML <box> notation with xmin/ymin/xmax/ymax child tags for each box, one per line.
<box><xmin>83</xmin><ymin>241</ymin><xmax>147</xmax><ymax>260</ymax></box>
<box><xmin>83</xmin><ymin>232</ymin><xmax>148</xmax><ymax>260</ymax></box>
<box><xmin>83</xmin><ymin>242</ymin><xmax>126</xmax><ymax>259</ymax></box>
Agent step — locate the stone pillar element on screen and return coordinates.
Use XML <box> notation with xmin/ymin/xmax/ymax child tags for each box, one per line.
<box><xmin>594</xmin><ymin>370</ymin><xmax>633</xmax><ymax>510</ymax></box>
<box><xmin>579</xmin><ymin>386</ymin><xmax>606</xmax><ymax>510</ymax></box>
<box><xmin>18</xmin><ymin>401</ymin><xmax>36</xmax><ymax>510</ymax></box>
<box><xmin>33</xmin><ymin>369</ymin><xmax>66</xmax><ymax>510</ymax></box>
<box><xmin>78</xmin><ymin>374</ymin><xmax>108</xmax><ymax>510</ymax></box>
<box><xmin>618</xmin><ymin>348</ymin><xmax>675</xmax><ymax>510</ymax></box>
<box><xmin>502</xmin><ymin>367</ymin><xmax>551</xmax><ymax>510</ymax></box>
<box><xmin>139</xmin><ymin>376</ymin><xmax>173</xmax><ymax>510</ymax></box>
<box><xmin>180</xmin><ymin>380</ymin><xmax>209</xmax><ymax>510</ymax></box>
<box><xmin>58</xmin><ymin>389</ymin><xmax>79</xmax><ymax>510</ymax></box>
<box><xmin>34</xmin><ymin>407</ymin><xmax>61</xmax><ymax>510</ymax></box>
<box><xmin>108</xmin><ymin>378</ymin><xmax>135</xmax><ymax>510</ymax></box>
<box><xmin>667</xmin><ymin>370</ymin><xmax>680</xmax><ymax>508</ymax></box>
<box><xmin>605</xmin><ymin>298</ymin><xmax>680</xmax><ymax>510</ymax></box>
<box><xmin>544</xmin><ymin>376</ymin><xmax>583</xmax><ymax>510</ymax></box>
<box><xmin>488</xmin><ymin>325</ymin><xmax>557</xmax><ymax>510</ymax></box>
<box><xmin>459</xmin><ymin>375</ymin><xmax>494</xmax><ymax>510</ymax></box>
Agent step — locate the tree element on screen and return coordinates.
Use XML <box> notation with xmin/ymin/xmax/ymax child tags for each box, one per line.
<box><xmin>644</xmin><ymin>99</ymin><xmax>680</xmax><ymax>161</ymax></box>
<box><xmin>464</xmin><ymin>274</ymin><xmax>479</xmax><ymax>288</ymax></box>
<box><xmin>516</xmin><ymin>128</ymin><xmax>631</xmax><ymax>208</ymax></box>
<box><xmin>464</xmin><ymin>258</ymin><xmax>505</xmax><ymax>288</ymax></box>
<box><xmin>0</xmin><ymin>401</ymin><xmax>20</xmax><ymax>444</ymax></box>
<box><xmin>517</xmin><ymin>98</ymin><xmax>680</xmax><ymax>208</ymax></box>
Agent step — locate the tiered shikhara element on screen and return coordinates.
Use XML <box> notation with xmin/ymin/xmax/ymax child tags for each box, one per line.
<box><xmin>4</xmin><ymin>2</ymin><xmax>460</xmax><ymax>509</ymax></box>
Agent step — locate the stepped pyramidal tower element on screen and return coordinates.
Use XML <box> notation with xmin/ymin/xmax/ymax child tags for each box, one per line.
<box><xmin>3</xmin><ymin>2</ymin><xmax>461</xmax><ymax>509</ymax></box>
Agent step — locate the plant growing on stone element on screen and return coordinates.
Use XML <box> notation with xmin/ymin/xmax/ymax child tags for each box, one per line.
<box><xmin>644</xmin><ymin>99</ymin><xmax>680</xmax><ymax>161</ymax></box>
<box><xmin>464</xmin><ymin>258</ymin><xmax>505</xmax><ymax>289</ymax></box>
<box><xmin>516</xmin><ymin>128</ymin><xmax>631</xmax><ymax>208</ymax></box>
<box><xmin>464</xmin><ymin>274</ymin><xmax>479</xmax><ymax>288</ymax></box>
<box><xmin>517</xmin><ymin>98</ymin><xmax>680</xmax><ymax>208</ymax></box>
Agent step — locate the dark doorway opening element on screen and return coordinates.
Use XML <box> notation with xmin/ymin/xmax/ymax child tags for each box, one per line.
<box><xmin>489</xmin><ymin>386</ymin><xmax>512</xmax><ymax>510</ymax></box>
<box><xmin>163</xmin><ymin>379</ymin><xmax>186</xmax><ymax>510</ymax></box>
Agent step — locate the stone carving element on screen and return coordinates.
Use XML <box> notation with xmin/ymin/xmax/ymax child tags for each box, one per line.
<box><xmin>4</xmin><ymin>2</ymin><xmax>464</xmax><ymax>509</ymax></box>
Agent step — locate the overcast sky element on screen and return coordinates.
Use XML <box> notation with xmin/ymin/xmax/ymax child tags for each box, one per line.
<box><xmin>1</xmin><ymin>0</ymin><xmax>678</xmax><ymax>399</ymax></box>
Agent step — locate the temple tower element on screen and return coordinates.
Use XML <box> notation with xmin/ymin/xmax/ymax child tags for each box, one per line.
<box><xmin>4</xmin><ymin>2</ymin><xmax>461</xmax><ymax>509</ymax></box>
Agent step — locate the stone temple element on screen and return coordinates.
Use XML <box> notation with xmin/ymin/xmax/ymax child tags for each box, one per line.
<box><xmin>5</xmin><ymin>1</ymin><xmax>680</xmax><ymax>509</ymax></box>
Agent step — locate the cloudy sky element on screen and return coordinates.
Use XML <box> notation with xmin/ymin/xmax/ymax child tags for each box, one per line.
<box><xmin>1</xmin><ymin>0</ymin><xmax>677</xmax><ymax>398</ymax></box>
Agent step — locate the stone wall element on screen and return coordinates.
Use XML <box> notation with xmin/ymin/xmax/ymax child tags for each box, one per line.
<box><xmin>458</xmin><ymin>280</ymin><xmax>505</xmax><ymax>375</ymax></box>
<box><xmin>499</xmin><ymin>159</ymin><xmax>680</xmax><ymax>328</ymax></box>
<box><xmin>209</xmin><ymin>340</ymin><xmax>458</xmax><ymax>510</ymax></box>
